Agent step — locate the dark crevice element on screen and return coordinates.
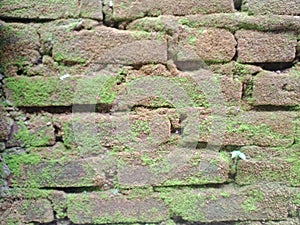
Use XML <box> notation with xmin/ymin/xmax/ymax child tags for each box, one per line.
<box><xmin>251</xmin><ymin>62</ymin><xmax>294</xmax><ymax>72</ymax></box>
<box><xmin>153</xmin><ymin>182</ymin><xmax>230</xmax><ymax>190</ymax></box>
<box><xmin>0</xmin><ymin>17</ymin><xmax>55</xmax><ymax>23</ymax></box>
<box><xmin>233</xmin><ymin>0</ymin><xmax>243</xmax><ymax>11</ymax></box>
<box><xmin>252</xmin><ymin>105</ymin><xmax>300</xmax><ymax>111</ymax></box>
<box><xmin>40</xmin><ymin>186</ymin><xmax>102</xmax><ymax>193</ymax></box>
<box><xmin>18</xmin><ymin>104</ymin><xmax>113</xmax><ymax>114</ymax></box>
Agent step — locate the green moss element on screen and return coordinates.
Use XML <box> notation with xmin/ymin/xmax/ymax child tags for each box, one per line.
<box><xmin>3</xmin><ymin>153</ymin><xmax>41</xmax><ymax>178</ymax></box>
<box><xmin>159</xmin><ymin>188</ymin><xmax>206</xmax><ymax>221</ymax></box>
<box><xmin>187</xmin><ymin>35</ymin><xmax>197</xmax><ymax>46</ymax></box>
<box><xmin>241</xmin><ymin>189</ymin><xmax>264</xmax><ymax>212</ymax></box>
<box><xmin>14</xmin><ymin>122</ymin><xmax>52</xmax><ymax>148</ymax></box>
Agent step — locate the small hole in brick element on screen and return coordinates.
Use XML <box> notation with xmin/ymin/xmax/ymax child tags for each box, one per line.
<box><xmin>234</xmin><ymin>0</ymin><xmax>242</xmax><ymax>11</ymax></box>
<box><xmin>16</xmin><ymin>69</ymin><xmax>24</xmax><ymax>75</ymax></box>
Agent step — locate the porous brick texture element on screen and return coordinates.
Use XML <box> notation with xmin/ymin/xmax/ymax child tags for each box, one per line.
<box><xmin>0</xmin><ymin>0</ymin><xmax>300</xmax><ymax>224</ymax></box>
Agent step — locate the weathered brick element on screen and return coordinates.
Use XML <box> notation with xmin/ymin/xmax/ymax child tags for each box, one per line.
<box><xmin>118</xmin><ymin>150</ymin><xmax>230</xmax><ymax>187</ymax></box>
<box><xmin>245</xmin><ymin>0</ymin><xmax>300</xmax><ymax>15</ymax></box>
<box><xmin>39</xmin><ymin>23</ymin><xmax>167</xmax><ymax>65</ymax></box>
<box><xmin>14</xmin><ymin>113</ymin><xmax>55</xmax><ymax>147</ymax></box>
<box><xmin>4</xmin><ymin>74</ymin><xmax>119</xmax><ymax>107</ymax></box>
<box><xmin>158</xmin><ymin>183</ymin><xmax>299</xmax><ymax>222</ymax></box>
<box><xmin>4</xmin><ymin>154</ymin><xmax>116</xmax><ymax>188</ymax></box>
<box><xmin>199</xmin><ymin>111</ymin><xmax>296</xmax><ymax>147</ymax></box>
<box><xmin>176</xmin><ymin>28</ymin><xmax>236</xmax><ymax>63</ymax></box>
<box><xmin>0</xmin><ymin>199</ymin><xmax>54</xmax><ymax>223</ymax></box>
<box><xmin>236</xmin><ymin>30</ymin><xmax>297</xmax><ymax>63</ymax></box>
<box><xmin>0</xmin><ymin>22</ymin><xmax>40</xmax><ymax>77</ymax></box>
<box><xmin>0</xmin><ymin>0</ymin><xmax>80</xmax><ymax>19</ymax></box>
<box><xmin>57</xmin><ymin>112</ymin><xmax>170</xmax><ymax>153</ymax></box>
<box><xmin>103</xmin><ymin>0</ymin><xmax>234</xmax><ymax>23</ymax></box>
<box><xmin>128</xmin><ymin>14</ymin><xmax>300</xmax><ymax>34</ymax></box>
<box><xmin>236</xmin><ymin>144</ymin><xmax>300</xmax><ymax>186</ymax></box>
<box><xmin>80</xmin><ymin>0</ymin><xmax>103</xmax><ymax>20</ymax></box>
<box><xmin>252</xmin><ymin>71</ymin><xmax>300</xmax><ymax>106</ymax></box>
<box><xmin>67</xmin><ymin>192</ymin><xmax>169</xmax><ymax>224</ymax></box>
<box><xmin>0</xmin><ymin>114</ymin><xmax>10</xmax><ymax>141</ymax></box>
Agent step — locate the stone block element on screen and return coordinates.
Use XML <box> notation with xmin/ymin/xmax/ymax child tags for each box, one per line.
<box><xmin>0</xmin><ymin>198</ymin><xmax>54</xmax><ymax>223</ymax></box>
<box><xmin>57</xmin><ymin>112</ymin><xmax>170</xmax><ymax>154</ymax></box>
<box><xmin>199</xmin><ymin>111</ymin><xmax>296</xmax><ymax>147</ymax></box>
<box><xmin>14</xmin><ymin>114</ymin><xmax>55</xmax><ymax>147</ymax></box>
<box><xmin>0</xmin><ymin>0</ymin><xmax>80</xmax><ymax>19</ymax></box>
<box><xmin>39</xmin><ymin>23</ymin><xmax>167</xmax><ymax>65</ymax></box>
<box><xmin>245</xmin><ymin>0</ymin><xmax>300</xmax><ymax>15</ymax></box>
<box><xmin>236</xmin><ymin>30</ymin><xmax>297</xmax><ymax>63</ymax></box>
<box><xmin>0</xmin><ymin>22</ymin><xmax>41</xmax><ymax>77</ymax></box>
<box><xmin>80</xmin><ymin>0</ymin><xmax>103</xmax><ymax>20</ymax></box>
<box><xmin>176</xmin><ymin>28</ymin><xmax>236</xmax><ymax>63</ymax></box>
<box><xmin>4</xmin><ymin>73</ymin><xmax>119</xmax><ymax>107</ymax></box>
<box><xmin>118</xmin><ymin>150</ymin><xmax>230</xmax><ymax>187</ymax></box>
<box><xmin>0</xmin><ymin>114</ymin><xmax>10</xmax><ymax>141</ymax></box>
<box><xmin>4</xmin><ymin>154</ymin><xmax>116</xmax><ymax>188</ymax></box>
<box><xmin>158</xmin><ymin>183</ymin><xmax>298</xmax><ymax>222</ymax></box>
<box><xmin>103</xmin><ymin>0</ymin><xmax>234</xmax><ymax>23</ymax></box>
<box><xmin>252</xmin><ymin>71</ymin><xmax>300</xmax><ymax>106</ymax></box>
<box><xmin>67</xmin><ymin>192</ymin><xmax>169</xmax><ymax>224</ymax></box>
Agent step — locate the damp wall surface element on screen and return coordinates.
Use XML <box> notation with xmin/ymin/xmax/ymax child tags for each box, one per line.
<box><xmin>0</xmin><ymin>0</ymin><xmax>300</xmax><ymax>224</ymax></box>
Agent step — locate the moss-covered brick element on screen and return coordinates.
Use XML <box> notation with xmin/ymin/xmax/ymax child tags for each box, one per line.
<box><xmin>0</xmin><ymin>22</ymin><xmax>40</xmax><ymax>77</ymax></box>
<box><xmin>67</xmin><ymin>192</ymin><xmax>169</xmax><ymax>224</ymax></box>
<box><xmin>14</xmin><ymin>114</ymin><xmax>55</xmax><ymax>148</ymax></box>
<box><xmin>118</xmin><ymin>150</ymin><xmax>230</xmax><ymax>188</ymax></box>
<box><xmin>158</xmin><ymin>183</ymin><xmax>297</xmax><ymax>222</ymax></box>
<box><xmin>4</xmin><ymin>74</ymin><xmax>119</xmax><ymax>107</ymax></box>
<box><xmin>199</xmin><ymin>111</ymin><xmax>296</xmax><ymax>147</ymax></box>
<box><xmin>0</xmin><ymin>198</ymin><xmax>54</xmax><ymax>224</ymax></box>
<box><xmin>0</xmin><ymin>0</ymin><xmax>80</xmax><ymax>19</ymax></box>
<box><xmin>103</xmin><ymin>0</ymin><xmax>234</xmax><ymax>24</ymax></box>
<box><xmin>176</xmin><ymin>27</ymin><xmax>236</xmax><ymax>63</ymax></box>
<box><xmin>3</xmin><ymin>153</ymin><xmax>116</xmax><ymax>188</ymax></box>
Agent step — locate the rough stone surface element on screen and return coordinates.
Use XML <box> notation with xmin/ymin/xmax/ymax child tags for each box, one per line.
<box><xmin>176</xmin><ymin>28</ymin><xmax>236</xmax><ymax>63</ymax></box>
<box><xmin>0</xmin><ymin>198</ymin><xmax>54</xmax><ymax>223</ymax></box>
<box><xmin>5</xmin><ymin>155</ymin><xmax>116</xmax><ymax>188</ymax></box>
<box><xmin>245</xmin><ymin>0</ymin><xmax>300</xmax><ymax>15</ymax></box>
<box><xmin>252</xmin><ymin>71</ymin><xmax>300</xmax><ymax>106</ymax></box>
<box><xmin>0</xmin><ymin>0</ymin><xmax>80</xmax><ymax>19</ymax></box>
<box><xmin>159</xmin><ymin>183</ymin><xmax>299</xmax><ymax>222</ymax></box>
<box><xmin>236</xmin><ymin>30</ymin><xmax>297</xmax><ymax>63</ymax></box>
<box><xmin>0</xmin><ymin>22</ymin><xmax>41</xmax><ymax>77</ymax></box>
<box><xmin>39</xmin><ymin>23</ymin><xmax>167</xmax><ymax>65</ymax></box>
<box><xmin>118</xmin><ymin>150</ymin><xmax>230</xmax><ymax>187</ymax></box>
<box><xmin>199</xmin><ymin>111</ymin><xmax>296</xmax><ymax>147</ymax></box>
<box><xmin>0</xmin><ymin>112</ymin><xmax>10</xmax><ymax>141</ymax></box>
<box><xmin>128</xmin><ymin>13</ymin><xmax>300</xmax><ymax>33</ymax></box>
<box><xmin>67</xmin><ymin>192</ymin><xmax>169</xmax><ymax>224</ymax></box>
<box><xmin>103</xmin><ymin>0</ymin><xmax>234</xmax><ymax>23</ymax></box>
<box><xmin>80</xmin><ymin>0</ymin><xmax>103</xmax><ymax>20</ymax></box>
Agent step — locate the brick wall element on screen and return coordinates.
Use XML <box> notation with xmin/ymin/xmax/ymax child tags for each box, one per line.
<box><xmin>0</xmin><ymin>0</ymin><xmax>300</xmax><ymax>224</ymax></box>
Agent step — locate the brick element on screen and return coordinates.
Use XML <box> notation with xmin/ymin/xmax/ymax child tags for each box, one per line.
<box><xmin>103</xmin><ymin>0</ymin><xmax>234</xmax><ymax>23</ymax></box>
<box><xmin>236</xmin><ymin>144</ymin><xmax>300</xmax><ymax>186</ymax></box>
<box><xmin>67</xmin><ymin>192</ymin><xmax>169</xmax><ymax>224</ymax></box>
<box><xmin>80</xmin><ymin>0</ymin><xmax>103</xmax><ymax>20</ymax></box>
<box><xmin>4</xmin><ymin>74</ymin><xmax>119</xmax><ymax>107</ymax></box>
<box><xmin>245</xmin><ymin>0</ymin><xmax>300</xmax><ymax>15</ymax></box>
<box><xmin>176</xmin><ymin>28</ymin><xmax>236</xmax><ymax>63</ymax></box>
<box><xmin>199</xmin><ymin>111</ymin><xmax>296</xmax><ymax>147</ymax></box>
<box><xmin>39</xmin><ymin>23</ymin><xmax>167</xmax><ymax>65</ymax></box>
<box><xmin>159</xmin><ymin>183</ymin><xmax>299</xmax><ymax>222</ymax></box>
<box><xmin>118</xmin><ymin>150</ymin><xmax>230</xmax><ymax>187</ymax></box>
<box><xmin>14</xmin><ymin>114</ymin><xmax>55</xmax><ymax>147</ymax></box>
<box><xmin>252</xmin><ymin>71</ymin><xmax>300</xmax><ymax>106</ymax></box>
<box><xmin>4</xmin><ymin>154</ymin><xmax>116</xmax><ymax>188</ymax></box>
<box><xmin>0</xmin><ymin>113</ymin><xmax>10</xmax><ymax>141</ymax></box>
<box><xmin>0</xmin><ymin>199</ymin><xmax>54</xmax><ymax>223</ymax></box>
<box><xmin>236</xmin><ymin>30</ymin><xmax>297</xmax><ymax>63</ymax></box>
<box><xmin>128</xmin><ymin>14</ymin><xmax>300</xmax><ymax>34</ymax></box>
<box><xmin>0</xmin><ymin>0</ymin><xmax>80</xmax><ymax>19</ymax></box>
<box><xmin>57</xmin><ymin>112</ymin><xmax>170</xmax><ymax>153</ymax></box>
<box><xmin>0</xmin><ymin>22</ymin><xmax>40</xmax><ymax>77</ymax></box>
